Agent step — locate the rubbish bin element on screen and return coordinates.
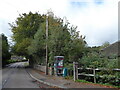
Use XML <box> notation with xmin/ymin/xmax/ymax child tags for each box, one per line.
<box><xmin>63</xmin><ymin>68</ymin><xmax>67</xmax><ymax>77</ymax></box>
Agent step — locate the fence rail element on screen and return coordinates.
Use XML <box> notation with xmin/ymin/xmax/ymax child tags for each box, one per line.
<box><xmin>77</xmin><ymin>67</ymin><xmax>120</xmax><ymax>83</ymax></box>
<box><xmin>78</xmin><ymin>68</ymin><xmax>120</xmax><ymax>71</ymax></box>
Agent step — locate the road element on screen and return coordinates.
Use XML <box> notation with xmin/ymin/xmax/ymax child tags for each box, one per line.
<box><xmin>2</xmin><ymin>62</ymin><xmax>52</xmax><ymax>89</ymax></box>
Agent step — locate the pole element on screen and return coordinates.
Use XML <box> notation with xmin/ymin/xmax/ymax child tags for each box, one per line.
<box><xmin>45</xmin><ymin>14</ymin><xmax>48</xmax><ymax>75</ymax></box>
<box><xmin>93</xmin><ymin>69</ymin><xmax>96</xmax><ymax>83</ymax></box>
<box><xmin>73</xmin><ymin>62</ymin><xmax>78</xmax><ymax>81</ymax></box>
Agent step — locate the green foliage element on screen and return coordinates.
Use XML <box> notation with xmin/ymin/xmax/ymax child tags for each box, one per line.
<box><xmin>64</xmin><ymin>63</ymin><xmax>73</xmax><ymax>76</ymax></box>
<box><xmin>10</xmin><ymin>11</ymin><xmax>87</xmax><ymax>66</ymax></box>
<box><xmin>10</xmin><ymin>12</ymin><xmax>44</xmax><ymax>66</ymax></box>
<box><xmin>64</xmin><ymin>63</ymin><xmax>73</xmax><ymax>69</ymax></box>
<box><xmin>10</xmin><ymin>12</ymin><xmax>43</xmax><ymax>41</ymax></box>
<box><xmin>75</xmin><ymin>79</ymin><xmax>93</xmax><ymax>83</ymax></box>
<box><xmin>24</xmin><ymin>62</ymin><xmax>29</xmax><ymax>67</ymax></box>
<box><xmin>97</xmin><ymin>74</ymin><xmax>120</xmax><ymax>86</ymax></box>
<box><xmin>99</xmin><ymin>83</ymin><xmax>120</xmax><ymax>88</ymax></box>
<box><xmin>28</xmin><ymin>24</ymin><xmax>46</xmax><ymax>64</ymax></box>
<box><xmin>78</xmin><ymin>51</ymin><xmax>119</xmax><ymax>87</ymax></box>
<box><xmin>47</xmin><ymin>16</ymin><xmax>72</xmax><ymax>63</ymax></box>
<box><xmin>100</xmin><ymin>41</ymin><xmax>110</xmax><ymax>49</ymax></box>
<box><xmin>27</xmin><ymin>11</ymin><xmax>86</xmax><ymax>65</ymax></box>
<box><xmin>76</xmin><ymin>77</ymin><xmax>120</xmax><ymax>88</ymax></box>
<box><xmin>64</xmin><ymin>76</ymin><xmax>73</xmax><ymax>80</ymax></box>
<box><xmin>6</xmin><ymin>59</ymin><xmax>18</xmax><ymax>64</ymax></box>
<box><xmin>79</xmin><ymin>52</ymin><xmax>118</xmax><ymax>69</ymax></box>
<box><xmin>10</xmin><ymin>12</ymin><xmax>43</xmax><ymax>54</ymax></box>
<box><xmin>1</xmin><ymin>34</ymin><xmax>11</xmax><ymax>66</ymax></box>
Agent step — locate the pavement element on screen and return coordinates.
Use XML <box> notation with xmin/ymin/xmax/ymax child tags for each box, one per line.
<box><xmin>27</xmin><ymin>68</ymin><xmax>118</xmax><ymax>89</ymax></box>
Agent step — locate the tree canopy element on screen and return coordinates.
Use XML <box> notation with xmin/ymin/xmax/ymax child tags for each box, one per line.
<box><xmin>10</xmin><ymin>11</ymin><xmax>87</xmax><ymax>66</ymax></box>
<box><xmin>1</xmin><ymin>34</ymin><xmax>11</xmax><ymax>66</ymax></box>
<box><xmin>9</xmin><ymin>12</ymin><xmax>43</xmax><ymax>56</ymax></box>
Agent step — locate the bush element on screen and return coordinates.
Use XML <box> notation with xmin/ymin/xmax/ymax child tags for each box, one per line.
<box><xmin>64</xmin><ymin>63</ymin><xmax>73</xmax><ymax>76</ymax></box>
<box><xmin>6</xmin><ymin>59</ymin><xmax>19</xmax><ymax>64</ymax></box>
<box><xmin>77</xmin><ymin>52</ymin><xmax>119</xmax><ymax>87</ymax></box>
<box><xmin>79</xmin><ymin>52</ymin><xmax>118</xmax><ymax>69</ymax></box>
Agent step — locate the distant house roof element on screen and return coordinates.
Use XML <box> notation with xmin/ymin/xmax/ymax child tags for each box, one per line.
<box><xmin>101</xmin><ymin>41</ymin><xmax>120</xmax><ymax>57</ymax></box>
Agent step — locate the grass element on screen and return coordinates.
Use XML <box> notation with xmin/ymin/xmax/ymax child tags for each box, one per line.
<box><xmin>64</xmin><ymin>76</ymin><xmax>120</xmax><ymax>88</ymax></box>
<box><xmin>7</xmin><ymin>59</ymin><xmax>28</xmax><ymax>64</ymax></box>
<box><xmin>64</xmin><ymin>76</ymin><xmax>120</xmax><ymax>89</ymax></box>
<box><xmin>24</xmin><ymin>62</ymin><xmax>29</xmax><ymax>67</ymax></box>
<box><xmin>75</xmin><ymin>79</ymin><xmax>120</xmax><ymax>89</ymax></box>
<box><xmin>64</xmin><ymin>76</ymin><xmax>73</xmax><ymax>80</ymax></box>
<box><xmin>75</xmin><ymin>79</ymin><xmax>93</xmax><ymax>83</ymax></box>
<box><xmin>98</xmin><ymin>83</ymin><xmax>120</xmax><ymax>88</ymax></box>
<box><xmin>7</xmin><ymin>59</ymin><xmax>18</xmax><ymax>64</ymax></box>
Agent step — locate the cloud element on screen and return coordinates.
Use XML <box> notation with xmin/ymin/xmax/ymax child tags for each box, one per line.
<box><xmin>94</xmin><ymin>0</ymin><xmax>104</xmax><ymax>5</ymax></box>
<box><xmin>0</xmin><ymin>19</ymin><xmax>12</xmax><ymax>41</ymax></box>
<box><xmin>70</xmin><ymin>1</ymin><xmax>88</xmax><ymax>8</ymax></box>
<box><xmin>0</xmin><ymin>0</ymin><xmax>118</xmax><ymax>46</ymax></box>
<box><xmin>67</xmin><ymin>0</ymin><xmax>118</xmax><ymax>46</ymax></box>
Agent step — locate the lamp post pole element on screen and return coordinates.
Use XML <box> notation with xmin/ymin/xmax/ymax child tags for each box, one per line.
<box><xmin>45</xmin><ymin>14</ymin><xmax>48</xmax><ymax>75</ymax></box>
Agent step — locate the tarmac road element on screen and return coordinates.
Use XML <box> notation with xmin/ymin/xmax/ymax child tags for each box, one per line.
<box><xmin>2</xmin><ymin>62</ymin><xmax>52</xmax><ymax>88</ymax></box>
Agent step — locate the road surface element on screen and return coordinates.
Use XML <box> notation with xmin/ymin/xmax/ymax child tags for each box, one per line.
<box><xmin>2</xmin><ymin>62</ymin><xmax>52</xmax><ymax>89</ymax></box>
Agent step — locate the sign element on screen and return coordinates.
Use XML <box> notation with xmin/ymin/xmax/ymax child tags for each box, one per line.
<box><xmin>54</xmin><ymin>56</ymin><xmax>64</xmax><ymax>68</ymax></box>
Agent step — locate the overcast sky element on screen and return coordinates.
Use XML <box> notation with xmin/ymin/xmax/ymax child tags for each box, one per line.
<box><xmin>0</xmin><ymin>0</ymin><xmax>119</xmax><ymax>46</ymax></box>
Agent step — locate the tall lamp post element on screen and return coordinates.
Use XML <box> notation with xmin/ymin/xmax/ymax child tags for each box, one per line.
<box><xmin>45</xmin><ymin>13</ymin><xmax>48</xmax><ymax>75</ymax></box>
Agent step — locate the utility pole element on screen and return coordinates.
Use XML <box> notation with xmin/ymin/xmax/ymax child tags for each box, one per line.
<box><xmin>45</xmin><ymin>14</ymin><xmax>48</xmax><ymax>75</ymax></box>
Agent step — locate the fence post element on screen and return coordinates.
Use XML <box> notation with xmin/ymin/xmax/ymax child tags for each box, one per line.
<box><xmin>93</xmin><ymin>69</ymin><xmax>96</xmax><ymax>83</ymax></box>
<box><xmin>73</xmin><ymin>62</ymin><xmax>78</xmax><ymax>81</ymax></box>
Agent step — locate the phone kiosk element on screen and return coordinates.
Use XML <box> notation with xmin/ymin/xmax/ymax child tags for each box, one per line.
<box><xmin>54</xmin><ymin>56</ymin><xmax>64</xmax><ymax>76</ymax></box>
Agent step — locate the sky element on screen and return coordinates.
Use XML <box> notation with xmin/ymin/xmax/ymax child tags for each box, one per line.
<box><xmin>0</xmin><ymin>0</ymin><xmax>119</xmax><ymax>46</ymax></box>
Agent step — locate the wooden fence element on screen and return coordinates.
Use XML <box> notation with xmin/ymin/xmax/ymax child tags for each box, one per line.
<box><xmin>77</xmin><ymin>68</ymin><xmax>120</xmax><ymax>83</ymax></box>
<box><xmin>73</xmin><ymin>62</ymin><xmax>120</xmax><ymax>83</ymax></box>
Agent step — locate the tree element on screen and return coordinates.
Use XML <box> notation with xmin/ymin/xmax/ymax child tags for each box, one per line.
<box><xmin>101</xmin><ymin>41</ymin><xmax>110</xmax><ymax>49</ymax></box>
<box><xmin>10</xmin><ymin>11</ymin><xmax>87</xmax><ymax>67</ymax></box>
<box><xmin>47</xmin><ymin>15</ymin><xmax>71</xmax><ymax>63</ymax></box>
<box><xmin>28</xmin><ymin>24</ymin><xmax>46</xmax><ymax>65</ymax></box>
<box><xmin>67</xmin><ymin>26</ymin><xmax>87</xmax><ymax>62</ymax></box>
<box><xmin>28</xmin><ymin>12</ymin><xmax>87</xmax><ymax>65</ymax></box>
<box><xmin>10</xmin><ymin>12</ymin><xmax>44</xmax><ymax>66</ymax></box>
<box><xmin>28</xmin><ymin>13</ymin><xmax>72</xmax><ymax>65</ymax></box>
<box><xmin>1</xmin><ymin>34</ymin><xmax>11</xmax><ymax>66</ymax></box>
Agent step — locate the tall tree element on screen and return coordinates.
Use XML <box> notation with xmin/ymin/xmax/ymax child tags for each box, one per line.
<box><xmin>67</xmin><ymin>26</ymin><xmax>87</xmax><ymax>62</ymax></box>
<box><xmin>28</xmin><ymin>12</ymin><xmax>87</xmax><ymax>65</ymax></box>
<box><xmin>10</xmin><ymin>11</ymin><xmax>87</xmax><ymax>66</ymax></box>
<box><xmin>47</xmin><ymin>15</ymin><xmax>71</xmax><ymax>63</ymax></box>
<box><xmin>28</xmin><ymin>23</ymin><xmax>46</xmax><ymax>64</ymax></box>
<box><xmin>10</xmin><ymin>12</ymin><xmax>44</xmax><ymax>66</ymax></box>
<box><xmin>1</xmin><ymin>34</ymin><xmax>11</xmax><ymax>66</ymax></box>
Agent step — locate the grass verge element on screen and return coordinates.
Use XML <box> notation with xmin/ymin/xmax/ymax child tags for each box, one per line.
<box><xmin>75</xmin><ymin>79</ymin><xmax>120</xmax><ymax>89</ymax></box>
